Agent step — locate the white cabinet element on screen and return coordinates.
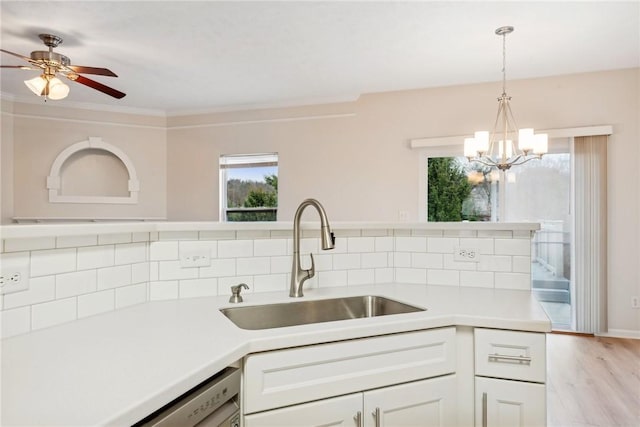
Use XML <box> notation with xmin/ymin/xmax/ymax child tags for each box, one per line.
<box><xmin>474</xmin><ymin>328</ymin><xmax>547</xmax><ymax>427</ymax></box>
<box><xmin>364</xmin><ymin>374</ymin><xmax>458</xmax><ymax>427</ymax></box>
<box><xmin>245</xmin><ymin>375</ymin><xmax>458</xmax><ymax>427</ymax></box>
<box><xmin>244</xmin><ymin>327</ymin><xmax>456</xmax><ymax>414</ymax></box>
<box><xmin>475</xmin><ymin>377</ymin><xmax>546</xmax><ymax>427</ymax></box>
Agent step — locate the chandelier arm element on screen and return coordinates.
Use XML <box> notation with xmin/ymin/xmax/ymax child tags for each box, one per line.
<box><xmin>509</xmin><ymin>155</ymin><xmax>543</xmax><ymax>166</ymax></box>
<box><xmin>469</xmin><ymin>158</ymin><xmax>501</xmax><ymax>168</ymax></box>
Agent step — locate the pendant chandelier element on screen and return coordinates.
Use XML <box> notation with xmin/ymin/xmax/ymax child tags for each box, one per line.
<box><xmin>464</xmin><ymin>26</ymin><xmax>548</xmax><ymax>171</ymax></box>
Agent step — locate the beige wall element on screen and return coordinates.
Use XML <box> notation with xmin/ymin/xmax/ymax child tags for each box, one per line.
<box><xmin>1</xmin><ymin>99</ymin><xmax>15</xmax><ymax>224</ymax></box>
<box><xmin>6</xmin><ymin>103</ymin><xmax>167</xmax><ymax>220</ymax></box>
<box><xmin>1</xmin><ymin>68</ymin><xmax>638</xmax><ymax>334</ymax></box>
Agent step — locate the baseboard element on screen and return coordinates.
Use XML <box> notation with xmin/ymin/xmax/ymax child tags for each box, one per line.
<box><xmin>596</xmin><ymin>329</ymin><xmax>640</xmax><ymax>339</ymax></box>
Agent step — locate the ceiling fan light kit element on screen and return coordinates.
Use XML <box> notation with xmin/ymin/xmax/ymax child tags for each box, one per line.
<box><xmin>1</xmin><ymin>33</ymin><xmax>126</xmax><ymax>101</ymax></box>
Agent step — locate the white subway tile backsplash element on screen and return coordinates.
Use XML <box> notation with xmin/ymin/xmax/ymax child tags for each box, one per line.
<box><xmin>56</xmin><ymin>270</ymin><xmax>97</xmax><ymax>299</ymax></box>
<box><xmin>459</xmin><ymin>238</ymin><xmax>494</xmax><ymax>254</ymax></box>
<box><xmin>478</xmin><ymin>230</ymin><xmax>513</xmax><ymax>238</ymax></box>
<box><xmin>77</xmin><ymin>245</ymin><xmax>114</xmax><ymax>270</ymax></box>
<box><xmin>393</xmin><ymin>252</ymin><xmax>411</xmax><ymax>268</ymax></box>
<box><xmin>237</xmin><ymin>257</ymin><xmax>270</xmax><ymax>275</ymax></box>
<box><xmin>116</xmin><ymin>283</ymin><xmax>148</xmax><ymax>309</ymax></box>
<box><xmin>375</xmin><ymin>268</ymin><xmax>394</xmax><ymax>284</ymax></box>
<box><xmin>395</xmin><ymin>237</ymin><xmax>427</xmax><ymax>252</ymax></box>
<box><xmin>270</xmin><ymin>256</ymin><xmax>292</xmax><ymax>274</ymax></box>
<box><xmin>150</xmin><ymin>241</ymin><xmax>179</xmax><ymax>261</ymax></box>
<box><xmin>411</xmin><ymin>253</ymin><xmax>444</xmax><ymax>269</ymax></box>
<box><xmin>131</xmin><ymin>262</ymin><xmax>150</xmax><ymax>284</ymax></box>
<box><xmin>347</xmin><ymin>269</ymin><xmax>375</xmax><ymax>286</ymax></box>
<box><xmin>314</xmin><ymin>254</ymin><xmax>333</xmax><ymax>272</ymax></box>
<box><xmin>1</xmin><ymin>225</ymin><xmax>535</xmax><ymax>337</ymax></box>
<box><xmin>427</xmin><ymin>269</ymin><xmax>460</xmax><ymax>286</ymax></box>
<box><xmin>115</xmin><ymin>243</ymin><xmax>147</xmax><ymax>265</ymax></box>
<box><xmin>4</xmin><ymin>237</ymin><xmax>56</xmax><ymax>253</ymax></box>
<box><xmin>159</xmin><ymin>231</ymin><xmax>198</xmax><ymax>241</ymax></box>
<box><xmin>132</xmin><ymin>232</ymin><xmax>151</xmax><ymax>242</ymax></box>
<box><xmin>254</xmin><ymin>239</ymin><xmax>287</xmax><ymax>257</ymax></box>
<box><xmin>98</xmin><ymin>233</ymin><xmax>132</xmax><ymax>245</ymax></box>
<box><xmin>443</xmin><ymin>254</ymin><xmax>477</xmax><ymax>271</ymax></box>
<box><xmin>375</xmin><ymin>236</ymin><xmax>394</xmax><ymax>252</ymax></box>
<box><xmin>333</xmin><ymin>253</ymin><xmax>360</xmax><ymax>270</ymax></box>
<box><xmin>149</xmin><ymin>262</ymin><xmax>159</xmax><ymax>281</ymax></box>
<box><xmin>237</xmin><ymin>230</ymin><xmax>271</xmax><ymax>240</ymax></box>
<box><xmin>149</xmin><ymin>281</ymin><xmax>179</xmax><ymax>300</ymax></box>
<box><xmin>427</xmin><ymin>237</ymin><xmax>459</xmax><ymax>253</ymax></box>
<box><xmin>478</xmin><ymin>255</ymin><xmax>512</xmax><ymax>272</ymax></box>
<box><xmin>218</xmin><ymin>240</ymin><xmax>253</xmax><ymax>258</ymax></box>
<box><xmin>495</xmin><ymin>272</ymin><xmax>531</xmax><ymax>290</ymax></box>
<box><xmin>512</xmin><ymin>256</ymin><xmax>532</xmax><ymax>273</ymax></box>
<box><xmin>31</xmin><ymin>248</ymin><xmax>76</xmax><ymax>277</ymax></box>
<box><xmin>56</xmin><ymin>235</ymin><xmax>98</xmax><ymax>248</ymax></box>
<box><xmin>495</xmin><ymin>239</ymin><xmax>531</xmax><ymax>256</ymax></box>
<box><xmin>443</xmin><ymin>230</ymin><xmax>477</xmax><ymax>238</ymax></box>
<box><xmin>318</xmin><ymin>270</ymin><xmax>347</xmax><ymax>287</ymax></box>
<box><xmin>179</xmin><ymin>240</ymin><xmax>218</xmax><ymax>259</ymax></box>
<box><xmin>179</xmin><ymin>278</ymin><xmax>218</xmax><ymax>298</ymax></box>
<box><xmin>395</xmin><ymin>268</ymin><xmax>427</xmax><ymax>284</ymax></box>
<box><xmin>200</xmin><ymin>259</ymin><xmax>236</xmax><ymax>278</ymax></box>
<box><xmin>159</xmin><ymin>261</ymin><xmax>199</xmax><ymax>281</ymax></box>
<box><xmin>2</xmin><ymin>306</ymin><xmax>31</xmax><ymax>338</ymax></box>
<box><xmin>97</xmin><ymin>265</ymin><xmax>132</xmax><ymax>290</ymax></box>
<box><xmin>361</xmin><ymin>252</ymin><xmax>388</xmax><ymax>269</ymax></box>
<box><xmin>361</xmin><ymin>229</ymin><xmax>390</xmax><ymax>237</ymax></box>
<box><xmin>200</xmin><ymin>230</ymin><xmax>236</xmax><ymax>240</ymax></box>
<box><xmin>4</xmin><ymin>276</ymin><xmax>55</xmax><ymax>309</ymax></box>
<box><xmin>347</xmin><ymin>237</ymin><xmax>375</xmax><ymax>253</ymax></box>
<box><xmin>31</xmin><ymin>298</ymin><xmax>76</xmax><ymax>331</ymax></box>
<box><xmin>253</xmin><ymin>274</ymin><xmax>287</xmax><ymax>293</ymax></box>
<box><xmin>460</xmin><ymin>271</ymin><xmax>494</xmax><ymax>288</ymax></box>
<box><xmin>78</xmin><ymin>290</ymin><xmax>115</xmax><ymax>318</ymax></box>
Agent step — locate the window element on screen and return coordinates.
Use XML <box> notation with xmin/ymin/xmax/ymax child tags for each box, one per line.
<box><xmin>219</xmin><ymin>153</ymin><xmax>278</xmax><ymax>221</ymax></box>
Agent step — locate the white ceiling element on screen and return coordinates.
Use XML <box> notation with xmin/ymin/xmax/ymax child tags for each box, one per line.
<box><xmin>1</xmin><ymin>1</ymin><xmax>638</xmax><ymax>116</ymax></box>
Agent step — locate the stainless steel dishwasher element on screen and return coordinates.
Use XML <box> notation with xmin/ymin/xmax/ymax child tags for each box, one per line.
<box><xmin>135</xmin><ymin>367</ymin><xmax>241</xmax><ymax>427</ymax></box>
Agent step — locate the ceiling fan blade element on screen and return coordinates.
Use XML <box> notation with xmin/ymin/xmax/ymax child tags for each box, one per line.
<box><xmin>0</xmin><ymin>65</ymin><xmax>33</xmax><ymax>70</ymax></box>
<box><xmin>66</xmin><ymin>65</ymin><xmax>118</xmax><ymax>77</ymax></box>
<box><xmin>0</xmin><ymin>48</ymin><xmax>32</xmax><ymax>62</ymax></box>
<box><xmin>67</xmin><ymin>74</ymin><xmax>126</xmax><ymax>99</ymax></box>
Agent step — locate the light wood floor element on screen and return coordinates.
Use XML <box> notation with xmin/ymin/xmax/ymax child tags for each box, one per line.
<box><xmin>547</xmin><ymin>333</ymin><xmax>640</xmax><ymax>427</ymax></box>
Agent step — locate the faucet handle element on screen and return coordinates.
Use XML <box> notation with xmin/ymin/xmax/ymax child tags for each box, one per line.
<box><xmin>306</xmin><ymin>253</ymin><xmax>316</xmax><ymax>279</ymax></box>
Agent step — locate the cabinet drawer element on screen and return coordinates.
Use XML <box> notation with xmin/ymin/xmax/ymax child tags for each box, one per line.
<box><xmin>244</xmin><ymin>327</ymin><xmax>456</xmax><ymax>414</ymax></box>
<box><xmin>475</xmin><ymin>328</ymin><xmax>546</xmax><ymax>383</ymax></box>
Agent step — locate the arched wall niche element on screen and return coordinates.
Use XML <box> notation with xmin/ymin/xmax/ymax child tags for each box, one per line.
<box><xmin>46</xmin><ymin>137</ymin><xmax>140</xmax><ymax>204</ymax></box>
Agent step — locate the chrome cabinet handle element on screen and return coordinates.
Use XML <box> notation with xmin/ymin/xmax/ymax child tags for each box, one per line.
<box><xmin>372</xmin><ymin>407</ymin><xmax>381</xmax><ymax>427</ymax></box>
<box><xmin>488</xmin><ymin>353</ymin><xmax>532</xmax><ymax>364</ymax></box>
<box><xmin>354</xmin><ymin>411</ymin><xmax>362</xmax><ymax>427</ymax></box>
<box><xmin>482</xmin><ymin>392</ymin><xmax>488</xmax><ymax>427</ymax></box>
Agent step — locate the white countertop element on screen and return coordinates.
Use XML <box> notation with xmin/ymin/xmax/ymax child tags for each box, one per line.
<box><xmin>1</xmin><ymin>283</ymin><xmax>551</xmax><ymax>427</ymax></box>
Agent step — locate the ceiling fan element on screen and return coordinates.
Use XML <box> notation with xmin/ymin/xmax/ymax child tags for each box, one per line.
<box><xmin>0</xmin><ymin>33</ymin><xmax>126</xmax><ymax>100</ymax></box>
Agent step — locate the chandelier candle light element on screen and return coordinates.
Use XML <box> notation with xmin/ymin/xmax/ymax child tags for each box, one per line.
<box><xmin>464</xmin><ymin>26</ymin><xmax>548</xmax><ymax>171</ymax></box>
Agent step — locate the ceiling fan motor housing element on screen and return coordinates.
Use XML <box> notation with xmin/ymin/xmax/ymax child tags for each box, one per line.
<box><xmin>30</xmin><ymin>51</ymin><xmax>71</xmax><ymax>67</ymax></box>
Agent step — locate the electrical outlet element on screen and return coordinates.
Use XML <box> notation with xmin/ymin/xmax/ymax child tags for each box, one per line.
<box><xmin>0</xmin><ymin>253</ymin><xmax>30</xmax><ymax>294</ymax></box>
<box><xmin>632</xmin><ymin>296</ymin><xmax>640</xmax><ymax>309</ymax></box>
<box><xmin>180</xmin><ymin>251</ymin><xmax>211</xmax><ymax>268</ymax></box>
<box><xmin>453</xmin><ymin>246</ymin><xmax>480</xmax><ymax>262</ymax></box>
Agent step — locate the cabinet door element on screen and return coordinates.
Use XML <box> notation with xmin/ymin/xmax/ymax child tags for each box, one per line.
<box><xmin>475</xmin><ymin>377</ymin><xmax>546</xmax><ymax>427</ymax></box>
<box><xmin>363</xmin><ymin>374</ymin><xmax>457</xmax><ymax>427</ymax></box>
<box><xmin>244</xmin><ymin>393</ymin><xmax>362</xmax><ymax>427</ymax></box>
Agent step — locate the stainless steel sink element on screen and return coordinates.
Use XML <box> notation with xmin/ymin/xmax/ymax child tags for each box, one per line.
<box><xmin>220</xmin><ymin>295</ymin><xmax>425</xmax><ymax>330</ymax></box>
